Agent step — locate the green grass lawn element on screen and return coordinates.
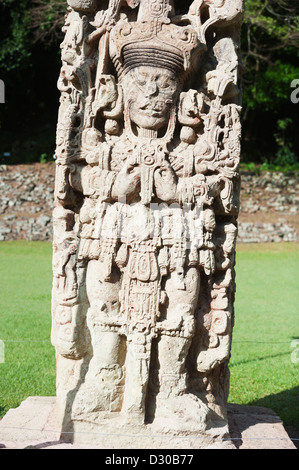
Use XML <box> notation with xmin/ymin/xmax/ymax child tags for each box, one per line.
<box><xmin>0</xmin><ymin>241</ymin><xmax>55</xmax><ymax>417</ymax></box>
<box><xmin>229</xmin><ymin>242</ymin><xmax>299</xmax><ymax>430</ymax></box>
<box><xmin>0</xmin><ymin>241</ymin><xmax>298</xmax><ymax>432</ymax></box>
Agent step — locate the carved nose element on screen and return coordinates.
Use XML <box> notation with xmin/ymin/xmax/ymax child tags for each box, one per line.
<box><xmin>144</xmin><ymin>81</ymin><xmax>158</xmax><ymax>97</ymax></box>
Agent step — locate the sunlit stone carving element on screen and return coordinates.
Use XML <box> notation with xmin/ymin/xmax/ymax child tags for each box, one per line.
<box><xmin>52</xmin><ymin>0</ymin><xmax>244</xmax><ymax>447</ymax></box>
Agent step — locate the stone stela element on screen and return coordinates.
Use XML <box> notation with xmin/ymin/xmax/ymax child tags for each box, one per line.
<box><xmin>52</xmin><ymin>0</ymin><xmax>244</xmax><ymax>447</ymax></box>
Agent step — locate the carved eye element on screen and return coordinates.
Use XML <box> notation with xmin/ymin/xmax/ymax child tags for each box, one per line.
<box><xmin>157</xmin><ymin>76</ymin><xmax>175</xmax><ymax>91</ymax></box>
<box><xmin>134</xmin><ymin>71</ymin><xmax>147</xmax><ymax>86</ymax></box>
<box><xmin>158</xmin><ymin>78</ymin><xmax>169</xmax><ymax>88</ymax></box>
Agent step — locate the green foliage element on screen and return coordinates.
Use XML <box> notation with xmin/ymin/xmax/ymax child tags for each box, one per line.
<box><xmin>0</xmin><ymin>0</ymin><xmax>32</xmax><ymax>72</ymax></box>
<box><xmin>273</xmin><ymin>117</ymin><xmax>297</xmax><ymax>166</ymax></box>
<box><xmin>29</xmin><ymin>0</ymin><xmax>66</xmax><ymax>42</ymax></box>
<box><xmin>241</xmin><ymin>117</ymin><xmax>299</xmax><ymax>171</ymax></box>
<box><xmin>243</xmin><ymin>59</ymin><xmax>299</xmax><ymax>111</ymax></box>
<box><xmin>0</xmin><ymin>0</ymin><xmax>62</xmax><ymax>164</ymax></box>
<box><xmin>240</xmin><ymin>161</ymin><xmax>299</xmax><ymax>175</ymax></box>
<box><xmin>0</xmin><ymin>0</ymin><xmax>298</xmax><ymax>164</ymax></box>
<box><xmin>241</xmin><ymin>0</ymin><xmax>299</xmax><ymax>163</ymax></box>
<box><xmin>40</xmin><ymin>152</ymin><xmax>54</xmax><ymax>163</ymax></box>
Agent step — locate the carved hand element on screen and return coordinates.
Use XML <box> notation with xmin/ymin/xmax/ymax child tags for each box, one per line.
<box><xmin>111</xmin><ymin>161</ymin><xmax>141</xmax><ymax>201</ymax></box>
<box><xmin>206</xmin><ymin>174</ymin><xmax>225</xmax><ymax>198</ymax></box>
<box><xmin>154</xmin><ymin>161</ymin><xmax>178</xmax><ymax>203</ymax></box>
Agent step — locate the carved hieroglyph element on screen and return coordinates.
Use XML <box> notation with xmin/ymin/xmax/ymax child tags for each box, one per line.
<box><xmin>52</xmin><ymin>0</ymin><xmax>244</xmax><ymax>446</ymax></box>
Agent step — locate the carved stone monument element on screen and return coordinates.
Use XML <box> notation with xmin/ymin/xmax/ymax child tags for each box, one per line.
<box><xmin>52</xmin><ymin>0</ymin><xmax>244</xmax><ymax>447</ymax></box>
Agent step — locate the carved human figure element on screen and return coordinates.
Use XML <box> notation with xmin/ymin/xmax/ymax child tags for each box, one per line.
<box><xmin>71</xmin><ymin>56</ymin><xmax>208</xmax><ymax>424</ymax></box>
<box><xmin>52</xmin><ymin>0</ymin><xmax>244</xmax><ymax>442</ymax></box>
<box><xmin>52</xmin><ymin>206</ymin><xmax>78</xmax><ymax>303</ymax></box>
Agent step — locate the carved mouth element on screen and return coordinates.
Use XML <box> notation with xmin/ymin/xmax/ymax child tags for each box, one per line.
<box><xmin>149</xmin><ymin>110</ymin><xmax>162</xmax><ymax>117</ymax></box>
<box><xmin>139</xmin><ymin>105</ymin><xmax>163</xmax><ymax>118</ymax></box>
<box><xmin>139</xmin><ymin>100</ymin><xmax>165</xmax><ymax>116</ymax></box>
<box><xmin>138</xmin><ymin>108</ymin><xmax>162</xmax><ymax>118</ymax></box>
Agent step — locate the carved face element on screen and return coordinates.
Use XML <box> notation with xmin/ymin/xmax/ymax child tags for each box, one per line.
<box><xmin>123</xmin><ymin>66</ymin><xmax>179</xmax><ymax>131</ymax></box>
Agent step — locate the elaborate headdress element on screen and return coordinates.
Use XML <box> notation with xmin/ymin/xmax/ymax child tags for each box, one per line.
<box><xmin>109</xmin><ymin>1</ymin><xmax>203</xmax><ymax>80</ymax></box>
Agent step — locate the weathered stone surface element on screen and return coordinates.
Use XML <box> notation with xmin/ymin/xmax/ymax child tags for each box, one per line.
<box><xmin>49</xmin><ymin>0</ymin><xmax>245</xmax><ymax>443</ymax></box>
<box><xmin>0</xmin><ymin>397</ymin><xmax>296</xmax><ymax>449</ymax></box>
<box><xmin>227</xmin><ymin>404</ymin><xmax>297</xmax><ymax>449</ymax></box>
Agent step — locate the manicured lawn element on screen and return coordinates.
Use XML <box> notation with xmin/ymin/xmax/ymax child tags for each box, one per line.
<box><xmin>229</xmin><ymin>242</ymin><xmax>299</xmax><ymax>429</ymax></box>
<box><xmin>0</xmin><ymin>241</ymin><xmax>298</xmax><ymax>432</ymax></box>
<box><xmin>0</xmin><ymin>241</ymin><xmax>55</xmax><ymax>417</ymax></box>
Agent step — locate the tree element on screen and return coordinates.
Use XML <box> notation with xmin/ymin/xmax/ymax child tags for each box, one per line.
<box><xmin>0</xmin><ymin>0</ymin><xmax>63</xmax><ymax>163</ymax></box>
<box><xmin>0</xmin><ymin>0</ymin><xmax>298</xmax><ymax>165</ymax></box>
<box><xmin>241</xmin><ymin>0</ymin><xmax>299</xmax><ymax>164</ymax></box>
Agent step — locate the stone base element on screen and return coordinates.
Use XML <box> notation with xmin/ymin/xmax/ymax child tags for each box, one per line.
<box><xmin>0</xmin><ymin>397</ymin><xmax>296</xmax><ymax>449</ymax></box>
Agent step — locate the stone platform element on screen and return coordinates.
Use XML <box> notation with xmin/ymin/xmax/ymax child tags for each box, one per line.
<box><xmin>0</xmin><ymin>397</ymin><xmax>296</xmax><ymax>449</ymax></box>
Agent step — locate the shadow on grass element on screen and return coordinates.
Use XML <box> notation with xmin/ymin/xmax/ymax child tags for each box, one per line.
<box><xmin>230</xmin><ymin>349</ymin><xmax>291</xmax><ymax>367</ymax></box>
